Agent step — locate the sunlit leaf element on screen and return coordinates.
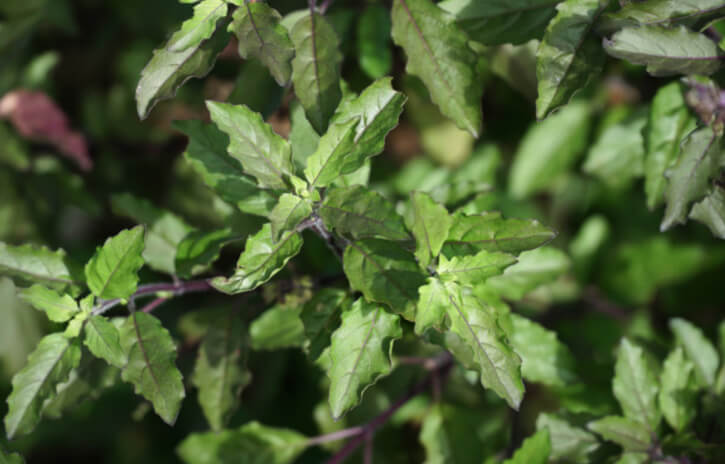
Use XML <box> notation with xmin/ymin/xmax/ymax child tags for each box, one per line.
<box><xmin>405</xmin><ymin>191</ymin><xmax>453</xmax><ymax>268</ymax></box>
<box><xmin>670</xmin><ymin>318</ymin><xmax>719</xmax><ymax>388</ymax></box>
<box><xmin>587</xmin><ymin>416</ymin><xmax>651</xmax><ymax>452</ymax></box>
<box><xmin>84</xmin><ymin>315</ymin><xmax>126</xmax><ymax>368</ymax></box>
<box><xmin>19</xmin><ymin>284</ymin><xmax>79</xmax><ymax>323</ymax></box>
<box><xmin>0</xmin><ymin>242</ymin><xmax>79</xmax><ymax>292</ymax></box>
<box><xmin>168</xmin><ymin>0</ymin><xmax>227</xmax><ymax>52</ymax></box>
<box><xmin>84</xmin><ymin>226</ymin><xmax>145</xmax><ymax>300</ymax></box>
<box><xmin>690</xmin><ymin>188</ymin><xmax>725</xmax><ymax>239</ymax></box>
<box><xmin>612</xmin><ymin>338</ymin><xmax>661</xmax><ymax>430</ymax></box>
<box><xmin>268</xmin><ymin>193</ymin><xmax>312</xmax><ymax>241</ymax></box>
<box><xmin>659</xmin><ymin>347</ymin><xmax>698</xmax><ymax>432</ymax></box>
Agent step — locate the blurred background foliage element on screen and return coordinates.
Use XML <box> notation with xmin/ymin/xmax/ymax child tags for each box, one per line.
<box><xmin>2</xmin><ymin>0</ymin><xmax>725</xmax><ymax>462</ymax></box>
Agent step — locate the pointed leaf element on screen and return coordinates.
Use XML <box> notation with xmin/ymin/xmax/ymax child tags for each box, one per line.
<box><xmin>391</xmin><ymin>0</ymin><xmax>482</xmax><ymax>136</ymax></box>
<box><xmin>587</xmin><ymin>416</ymin><xmax>651</xmax><ymax>452</ymax></box>
<box><xmin>670</xmin><ymin>317</ymin><xmax>719</xmax><ymax>388</ymax></box>
<box><xmin>406</xmin><ymin>191</ymin><xmax>453</xmax><ymax>268</ymax></box>
<box><xmin>0</xmin><ymin>242</ymin><xmax>78</xmax><ymax>291</ymax></box>
<box><xmin>268</xmin><ymin>193</ymin><xmax>312</xmax><ymax>241</ymax></box>
<box><xmin>536</xmin><ymin>413</ymin><xmax>600</xmax><ymax>463</ymax></box>
<box><xmin>320</xmin><ymin>185</ymin><xmax>409</xmax><ymax>241</ymax></box>
<box><xmin>504</xmin><ymin>429</ymin><xmax>551</xmax><ymax>464</ymax></box>
<box><xmin>536</xmin><ymin>0</ymin><xmax>607</xmax><ymax>119</ymax></box>
<box><xmin>343</xmin><ymin>238</ymin><xmax>427</xmax><ymax>321</ymax></box>
<box><xmin>659</xmin><ymin>347</ymin><xmax>698</xmax><ymax>432</ymax></box>
<box><xmin>290</xmin><ymin>12</ymin><xmax>342</xmax><ymax>133</ymax></box>
<box><xmin>250</xmin><ymin>305</ymin><xmax>305</xmax><ymax>350</ymax></box>
<box><xmin>645</xmin><ymin>82</ymin><xmax>698</xmax><ymax>209</ymax></box>
<box><xmin>168</xmin><ymin>0</ymin><xmax>228</xmax><ymax>52</ymax></box>
<box><xmin>19</xmin><ymin>284</ymin><xmax>79</xmax><ymax>323</ymax></box>
<box><xmin>440</xmin><ymin>0</ymin><xmax>560</xmax><ymax>46</ymax></box>
<box><xmin>328</xmin><ymin>299</ymin><xmax>402</xmax><ymax>419</ymax></box>
<box><xmin>690</xmin><ymin>188</ymin><xmax>725</xmax><ymax>239</ymax></box>
<box><xmin>437</xmin><ymin>249</ymin><xmax>517</xmax><ymax>285</ymax></box>
<box><xmin>300</xmin><ymin>288</ymin><xmax>348</xmax><ymax>361</ymax></box>
<box><xmin>599</xmin><ymin>0</ymin><xmax>725</xmax><ymax>34</ymax></box>
<box><xmin>303</xmin><ymin>118</ymin><xmax>359</xmax><ymax>188</ymax></box>
<box><xmin>4</xmin><ymin>333</ymin><xmax>81</xmax><ymax>439</ymax></box>
<box><xmin>613</xmin><ymin>338</ymin><xmax>661</xmax><ymax>430</ymax></box>
<box><xmin>175</xmin><ymin>228</ymin><xmax>235</xmax><ymax>278</ymax></box>
<box><xmin>84</xmin><ymin>315</ymin><xmax>126</xmax><ymax>368</ymax></box>
<box><xmin>231</xmin><ymin>2</ymin><xmax>294</xmax><ymax>85</ymax></box>
<box><xmin>120</xmin><ymin>312</ymin><xmax>185</xmax><ymax>425</ymax></box>
<box><xmin>604</xmin><ymin>26</ymin><xmax>722</xmax><ymax>76</ymax></box>
<box><xmin>192</xmin><ymin>317</ymin><xmax>250</xmax><ymax>430</ymax></box>
<box><xmin>486</xmin><ymin>247</ymin><xmax>571</xmax><ymax>300</ymax></box>
<box><xmin>661</xmin><ymin>127</ymin><xmax>723</xmax><ymax>231</ymax></box>
<box><xmin>206</xmin><ymin>101</ymin><xmax>294</xmax><ymax>190</ymax></box>
<box><xmin>177</xmin><ymin>421</ymin><xmax>307</xmax><ymax>464</ymax></box>
<box><xmin>212</xmin><ymin>224</ymin><xmax>303</xmax><ymax>295</ymax></box>
<box><xmin>84</xmin><ymin>226</ymin><xmax>145</xmax><ymax>300</ymax></box>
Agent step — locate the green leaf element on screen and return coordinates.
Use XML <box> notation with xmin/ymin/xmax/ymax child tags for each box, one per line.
<box><xmin>419</xmin><ymin>404</ymin><xmax>487</xmax><ymax>464</ymax></box>
<box><xmin>343</xmin><ymin>238</ymin><xmax>427</xmax><ymax>321</ymax></box>
<box><xmin>136</xmin><ymin>19</ymin><xmax>228</xmax><ymax>119</ymax></box>
<box><xmin>604</xmin><ymin>26</ymin><xmax>723</xmax><ymax>76</ymax></box>
<box><xmin>406</xmin><ymin>192</ymin><xmax>453</xmax><ymax>268</ymax></box>
<box><xmin>175</xmin><ymin>228</ymin><xmax>234</xmax><ymax>278</ymax></box>
<box><xmin>509</xmin><ymin>101</ymin><xmax>591</xmax><ymax>197</ymax></box>
<box><xmin>599</xmin><ymin>0</ymin><xmax>725</xmax><ymax>34</ymax></box>
<box><xmin>536</xmin><ymin>413</ymin><xmax>600</xmax><ymax>463</ymax></box>
<box><xmin>659</xmin><ymin>347</ymin><xmax>698</xmax><ymax>432</ymax></box>
<box><xmin>206</xmin><ymin>101</ymin><xmax>294</xmax><ymax>190</ymax></box>
<box><xmin>444</xmin><ymin>211</ymin><xmax>556</xmax><ymax>257</ymax></box>
<box><xmin>111</xmin><ymin>193</ymin><xmax>193</xmax><ymax>275</ymax></box>
<box><xmin>174</xmin><ymin>120</ymin><xmax>279</xmax><ymax>217</ymax></box>
<box><xmin>320</xmin><ymin>185</ymin><xmax>409</xmax><ymax>241</ymax></box>
<box><xmin>536</xmin><ymin>0</ymin><xmax>607</xmax><ymax>119</ymax></box>
<box><xmin>690</xmin><ymin>188</ymin><xmax>725</xmax><ymax>239</ymax></box>
<box><xmin>177</xmin><ymin>421</ymin><xmax>307</xmax><ymax>464</ymax></box>
<box><xmin>303</xmin><ymin>118</ymin><xmax>359</xmax><ymax>188</ymax></box>
<box><xmin>212</xmin><ymin>224</ymin><xmax>303</xmax><ymax>295</ymax></box>
<box><xmin>0</xmin><ymin>242</ymin><xmax>78</xmax><ymax>291</ymax></box>
<box><xmin>250</xmin><ymin>305</ymin><xmax>305</xmax><ymax>350</ymax></box>
<box><xmin>661</xmin><ymin>127</ymin><xmax>723</xmax><ymax>231</ymax></box>
<box><xmin>84</xmin><ymin>315</ymin><xmax>126</xmax><ymax>368</ymax></box>
<box><xmin>486</xmin><ymin>247</ymin><xmax>571</xmax><ymax>301</ymax></box>
<box><xmin>230</xmin><ymin>2</ymin><xmax>294</xmax><ymax>86</ymax></box>
<box><xmin>268</xmin><ymin>193</ymin><xmax>312</xmax><ymax>241</ymax></box>
<box><xmin>19</xmin><ymin>284</ymin><xmax>79</xmax><ymax>323</ymax></box>
<box><xmin>440</xmin><ymin>0</ymin><xmax>560</xmax><ymax>46</ymax></box>
<box><xmin>613</xmin><ymin>338</ymin><xmax>661</xmax><ymax>430</ymax></box>
<box><xmin>328</xmin><ymin>298</ymin><xmax>402</xmax><ymax>419</ymax></box>
<box><xmin>84</xmin><ymin>226</ymin><xmax>145</xmax><ymax>300</ymax></box>
<box><xmin>670</xmin><ymin>318</ymin><xmax>719</xmax><ymax>388</ymax></box>
<box><xmin>168</xmin><ymin>0</ymin><xmax>227</xmax><ymax>52</ymax></box>
<box><xmin>645</xmin><ymin>82</ymin><xmax>698</xmax><ymax>209</ymax></box>
<box><xmin>509</xmin><ymin>313</ymin><xmax>577</xmax><ymax>387</ymax></box>
<box><xmin>437</xmin><ymin>249</ymin><xmax>517</xmax><ymax>285</ymax></box>
<box><xmin>587</xmin><ymin>416</ymin><xmax>651</xmax><ymax>452</ymax></box>
<box><xmin>192</xmin><ymin>317</ymin><xmax>251</xmax><ymax>430</ymax></box>
<box><xmin>583</xmin><ymin>113</ymin><xmax>647</xmax><ymax>190</ymax></box>
<box><xmin>391</xmin><ymin>0</ymin><xmax>482</xmax><ymax>136</ymax></box>
<box><xmin>120</xmin><ymin>312</ymin><xmax>185</xmax><ymax>425</ymax></box>
<box><xmin>4</xmin><ymin>333</ymin><xmax>81</xmax><ymax>439</ymax></box>
<box><xmin>0</xmin><ymin>447</ymin><xmax>24</xmax><ymax>464</ymax></box>
<box><xmin>504</xmin><ymin>429</ymin><xmax>551</xmax><ymax>464</ymax></box>
<box><xmin>290</xmin><ymin>12</ymin><xmax>342</xmax><ymax>134</ymax></box>
<box><xmin>300</xmin><ymin>288</ymin><xmax>348</xmax><ymax>361</ymax></box>
<box><xmin>357</xmin><ymin>5</ymin><xmax>393</xmax><ymax>79</ymax></box>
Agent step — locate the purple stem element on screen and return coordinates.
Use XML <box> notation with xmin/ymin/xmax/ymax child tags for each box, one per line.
<box><xmin>94</xmin><ymin>279</ymin><xmax>214</xmax><ymax>315</ymax></box>
<box><xmin>141</xmin><ymin>297</ymin><xmax>168</xmax><ymax>313</ymax></box>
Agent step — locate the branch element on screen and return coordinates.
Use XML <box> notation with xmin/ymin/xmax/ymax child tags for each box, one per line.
<box><xmin>93</xmin><ymin>278</ymin><xmax>214</xmax><ymax>315</ymax></box>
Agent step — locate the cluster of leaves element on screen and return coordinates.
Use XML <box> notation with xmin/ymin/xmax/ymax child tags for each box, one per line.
<box><xmin>3</xmin><ymin>0</ymin><xmax>725</xmax><ymax>463</ymax></box>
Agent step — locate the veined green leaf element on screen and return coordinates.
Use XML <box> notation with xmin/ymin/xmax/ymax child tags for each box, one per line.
<box><xmin>661</xmin><ymin>127</ymin><xmax>723</xmax><ymax>231</ymax></box>
<box><xmin>120</xmin><ymin>312</ymin><xmax>185</xmax><ymax>425</ymax></box>
<box><xmin>670</xmin><ymin>318</ymin><xmax>719</xmax><ymax>388</ymax></box>
<box><xmin>111</xmin><ymin>193</ymin><xmax>193</xmax><ymax>275</ymax></box>
<box><xmin>175</xmin><ymin>228</ymin><xmax>235</xmax><ymax>278</ymax></box>
<box><xmin>612</xmin><ymin>338</ymin><xmax>661</xmax><ymax>430</ymax></box>
<box><xmin>357</xmin><ymin>5</ymin><xmax>393</xmax><ymax>79</ymax></box>
<box><xmin>173</xmin><ymin>120</ymin><xmax>279</xmax><ymax>217</ymax></box>
<box><xmin>486</xmin><ymin>246</ymin><xmax>571</xmax><ymax>300</ymax></box>
<box><xmin>405</xmin><ymin>191</ymin><xmax>452</xmax><ymax>268</ymax></box>
<box><xmin>444</xmin><ymin>211</ymin><xmax>556</xmax><ymax>257</ymax></box>
<box><xmin>136</xmin><ymin>20</ymin><xmax>228</xmax><ymax>119</ymax></box>
<box><xmin>268</xmin><ymin>194</ymin><xmax>312</xmax><ymax>241</ymax></box>
<box><xmin>300</xmin><ymin>288</ymin><xmax>348</xmax><ymax>361</ymax></box>
<box><xmin>290</xmin><ymin>12</ymin><xmax>342</xmax><ymax>134</ymax></box>
<box><xmin>328</xmin><ymin>299</ymin><xmax>402</xmax><ymax>419</ymax></box>
<box><xmin>320</xmin><ymin>185</ymin><xmax>409</xmax><ymax>241</ymax></box>
<box><xmin>303</xmin><ymin>118</ymin><xmax>359</xmax><ymax>188</ymax></box>
<box><xmin>192</xmin><ymin>317</ymin><xmax>250</xmax><ymax>430</ymax></box>
<box><xmin>510</xmin><ymin>101</ymin><xmax>591</xmax><ymax>197</ymax></box>
<box><xmin>419</xmin><ymin>404</ymin><xmax>487</xmax><ymax>464</ymax></box>
<box><xmin>504</xmin><ymin>429</ymin><xmax>551</xmax><ymax>464</ymax></box>
<box><xmin>690</xmin><ymin>188</ymin><xmax>725</xmax><ymax>239</ymax></box>
<box><xmin>84</xmin><ymin>226</ymin><xmax>145</xmax><ymax>300</ymax></box>
<box><xmin>19</xmin><ymin>284</ymin><xmax>79</xmax><ymax>323</ymax></box>
<box><xmin>207</xmin><ymin>101</ymin><xmax>294</xmax><ymax>190</ymax></box>
<box><xmin>343</xmin><ymin>238</ymin><xmax>427</xmax><ymax>321</ymax></box>
<box><xmin>536</xmin><ymin>0</ymin><xmax>607</xmax><ymax>119</ymax></box>
<box><xmin>230</xmin><ymin>2</ymin><xmax>294</xmax><ymax>86</ymax></box>
<box><xmin>536</xmin><ymin>413</ymin><xmax>600</xmax><ymax>463</ymax></box>
<box><xmin>604</xmin><ymin>26</ymin><xmax>723</xmax><ymax>76</ymax></box>
<box><xmin>391</xmin><ymin>0</ymin><xmax>482</xmax><ymax>136</ymax></box>
<box><xmin>212</xmin><ymin>224</ymin><xmax>303</xmax><ymax>295</ymax></box>
<box><xmin>4</xmin><ymin>333</ymin><xmax>81</xmax><ymax>439</ymax></box>
<box><xmin>84</xmin><ymin>315</ymin><xmax>126</xmax><ymax>368</ymax></box>
<box><xmin>168</xmin><ymin>0</ymin><xmax>227</xmax><ymax>52</ymax></box>
<box><xmin>659</xmin><ymin>347</ymin><xmax>698</xmax><ymax>432</ymax></box>
<box><xmin>250</xmin><ymin>305</ymin><xmax>305</xmax><ymax>350</ymax></box>
<box><xmin>177</xmin><ymin>421</ymin><xmax>307</xmax><ymax>464</ymax></box>
<box><xmin>645</xmin><ymin>82</ymin><xmax>698</xmax><ymax>209</ymax></box>
<box><xmin>437</xmin><ymin>249</ymin><xmax>517</xmax><ymax>285</ymax></box>
<box><xmin>0</xmin><ymin>242</ymin><xmax>79</xmax><ymax>291</ymax></box>
<box><xmin>440</xmin><ymin>0</ymin><xmax>560</xmax><ymax>46</ymax></box>
<box><xmin>599</xmin><ymin>0</ymin><xmax>725</xmax><ymax>33</ymax></box>
<box><xmin>587</xmin><ymin>416</ymin><xmax>651</xmax><ymax>452</ymax></box>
